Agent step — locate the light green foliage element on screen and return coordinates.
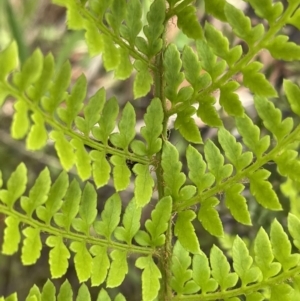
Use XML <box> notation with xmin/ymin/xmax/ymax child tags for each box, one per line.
<box><xmin>2</xmin><ymin>1</ymin><xmax>300</xmax><ymax>301</ymax></box>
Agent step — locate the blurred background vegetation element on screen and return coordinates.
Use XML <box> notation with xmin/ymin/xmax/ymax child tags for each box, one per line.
<box><xmin>0</xmin><ymin>0</ymin><xmax>299</xmax><ymax>300</ymax></box>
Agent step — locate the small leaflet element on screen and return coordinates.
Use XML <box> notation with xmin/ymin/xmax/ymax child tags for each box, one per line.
<box><xmin>2</xmin><ymin>216</ymin><xmax>21</xmax><ymax>255</ymax></box>
<box><xmin>254</xmin><ymin>95</ymin><xmax>293</xmax><ymax>142</ymax></box>
<box><xmin>94</xmin><ymin>193</ymin><xmax>121</xmax><ymax>240</ymax></box>
<box><xmin>90</xmin><ymin>246</ymin><xmax>110</xmax><ymax>286</ymax></box>
<box><xmin>145</xmin><ymin>196</ymin><xmax>172</xmax><ymax>246</ymax></box>
<box><xmin>175</xmin><ymin>210</ymin><xmax>200</xmax><ymax>254</ymax></box>
<box><xmin>283</xmin><ymin>79</ymin><xmax>300</xmax><ymax>116</ymax></box>
<box><xmin>41</xmin><ymin>280</ymin><xmax>56</xmax><ymax>301</ymax></box>
<box><xmin>203</xmin><ymin>0</ymin><xmax>227</xmax><ymax>21</ymax></box>
<box><xmin>21</xmin><ymin>168</ymin><xmax>51</xmax><ymax>217</ymax></box>
<box><xmin>136</xmin><ymin>256</ymin><xmax>161</xmax><ymax>301</ymax></box>
<box><xmin>90</xmin><ymin>150</ymin><xmax>111</xmax><ymax>188</ymax></box>
<box><xmin>224</xmin><ymin>184</ymin><xmax>251</xmax><ymax>225</ymax></box>
<box><xmin>186</xmin><ymin>145</ymin><xmax>215</xmax><ymax>194</ymax></box>
<box><xmin>254</xmin><ymin>227</ymin><xmax>281</xmax><ymax>279</ymax></box>
<box><xmin>133</xmin><ymin>60</ymin><xmax>153</xmax><ymax>98</ymax></box>
<box><xmin>105</xmin><ymin>0</ymin><xmax>126</xmax><ymax>35</ymax></box>
<box><xmin>0</xmin><ymin>163</ymin><xmax>27</xmax><ymax>208</ymax></box>
<box><xmin>232</xmin><ymin>236</ymin><xmax>261</xmax><ymax>286</ymax></box>
<box><xmin>114</xmin><ymin>198</ymin><xmax>142</xmax><ymax>245</ymax></box>
<box><xmin>193</xmin><ymin>253</ymin><xmax>218</xmax><ymax>294</ymax></box>
<box><xmin>161</xmin><ymin>142</ymin><xmax>186</xmax><ymax>202</ymax></box>
<box><xmin>21</xmin><ymin>227</ymin><xmax>42</xmax><ymax>265</ymax></box>
<box><xmin>102</xmin><ymin>35</ymin><xmax>120</xmax><ymax>71</ymax></box>
<box><xmin>197</xmin><ymin>96</ymin><xmax>223</xmax><ymax>127</ymax></box>
<box><xmin>46</xmin><ymin>235</ymin><xmax>70</xmax><ymax>278</ymax></box>
<box><xmin>133</xmin><ymin>164</ymin><xmax>154</xmax><ymax>207</ymax></box>
<box><xmin>270</xmin><ymin>219</ymin><xmax>300</xmax><ymax>271</ymax></box>
<box><xmin>83</xmin><ymin>20</ymin><xmax>103</xmax><ymax>57</ymax></box>
<box><xmin>171</xmin><ymin>241</ymin><xmax>199</xmax><ymax>294</ymax></box>
<box><xmin>242</xmin><ymin>62</ymin><xmax>277</xmax><ymax>97</ymax></box>
<box><xmin>70</xmin><ymin>241</ymin><xmax>92</xmax><ymax>282</ymax></box>
<box><xmin>0</xmin><ymin>41</ymin><xmax>18</xmax><ymax>80</ymax></box>
<box><xmin>111</xmin><ymin>155</ymin><xmax>131</xmax><ymax>191</ymax></box>
<box><xmin>210</xmin><ymin>245</ymin><xmax>238</xmax><ymax>291</ymax></box>
<box><xmin>11</xmin><ymin>100</ymin><xmax>30</xmax><ymax>140</ymax></box>
<box><xmin>288</xmin><ymin>214</ymin><xmax>300</xmax><ymax>250</ymax></box>
<box><xmin>275</xmin><ymin>150</ymin><xmax>300</xmax><ymax>182</ymax></box>
<box><xmin>198</xmin><ymin>197</ymin><xmax>224</xmax><ymax>237</ymax></box>
<box><xmin>57</xmin><ymin>280</ymin><xmax>73</xmax><ymax>301</ymax></box>
<box><xmin>13</xmin><ymin>49</ymin><xmax>43</xmax><ymax>91</ymax></box>
<box><xmin>114</xmin><ymin>48</ymin><xmax>133</xmax><ymax>80</ymax></box>
<box><xmin>107</xmin><ymin>250</ymin><xmax>128</xmax><ymax>287</ymax></box>
<box><xmin>76</xmin><ymin>284</ymin><xmax>91</xmax><ymax>301</ymax></box>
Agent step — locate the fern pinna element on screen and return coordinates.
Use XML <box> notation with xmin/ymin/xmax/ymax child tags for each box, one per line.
<box><xmin>1</xmin><ymin>0</ymin><xmax>300</xmax><ymax>300</ymax></box>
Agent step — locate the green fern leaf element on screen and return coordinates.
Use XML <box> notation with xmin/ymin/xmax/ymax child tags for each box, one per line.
<box><xmin>218</xmin><ymin>127</ymin><xmax>253</xmax><ymax>171</ymax></box>
<box><xmin>283</xmin><ymin>80</ymin><xmax>300</xmax><ymax>116</ymax></box>
<box><xmin>111</xmin><ymin>155</ymin><xmax>131</xmax><ymax>191</ymax></box>
<box><xmin>21</xmin><ymin>168</ymin><xmax>51</xmax><ymax>216</ymax></box>
<box><xmin>131</xmin><ymin>98</ymin><xmax>163</xmax><ymax>156</ymax></box>
<box><xmin>102</xmin><ymin>35</ymin><xmax>120</xmax><ymax>71</ymax></box>
<box><xmin>0</xmin><ymin>163</ymin><xmax>27</xmax><ymax>208</ymax></box>
<box><xmin>224</xmin><ymin>184</ymin><xmax>251</xmax><ymax>225</ymax></box>
<box><xmin>133</xmin><ymin>164</ymin><xmax>154</xmax><ymax>207</ymax></box>
<box><xmin>71</xmin><ymin>139</ymin><xmax>91</xmax><ymax>181</ymax></box>
<box><xmin>254</xmin><ymin>227</ymin><xmax>281</xmax><ymax>279</ymax></box>
<box><xmin>90</xmin><ymin>246</ymin><xmax>110</xmax><ymax>286</ymax></box>
<box><xmin>90</xmin><ymin>151</ymin><xmax>111</xmax><ymax>188</ymax></box>
<box><xmin>120</xmin><ymin>0</ymin><xmax>142</xmax><ymax>46</ymax></box>
<box><xmin>245</xmin><ymin>0</ymin><xmax>283</xmax><ymax>24</ymax></box>
<box><xmin>248</xmin><ymin>169</ymin><xmax>282</xmax><ymax>210</ymax></box>
<box><xmin>83</xmin><ymin>21</ymin><xmax>103</xmax><ymax>57</ymax></box>
<box><xmin>254</xmin><ymin>95</ymin><xmax>293</xmax><ymax>142</ymax></box>
<box><xmin>242</xmin><ymin>62</ymin><xmax>277</xmax><ymax>97</ymax></box>
<box><xmin>36</xmin><ymin>171</ymin><xmax>68</xmax><ymax>224</ymax></box>
<box><xmin>219</xmin><ymin>82</ymin><xmax>244</xmax><ymax>117</ymax></box>
<box><xmin>133</xmin><ymin>60</ymin><xmax>153</xmax><ymax>98</ymax></box>
<box><xmin>0</xmin><ymin>41</ymin><xmax>18</xmax><ymax>80</ymax></box>
<box><xmin>110</xmin><ymin>102</ymin><xmax>136</xmax><ymax>150</ymax></box>
<box><xmin>107</xmin><ymin>250</ymin><xmax>128</xmax><ymax>287</ymax></box>
<box><xmin>175</xmin><ymin>210</ymin><xmax>200</xmax><ymax>254</ymax></box>
<box><xmin>21</xmin><ymin>227</ymin><xmax>42</xmax><ymax>265</ymax></box>
<box><xmin>11</xmin><ymin>100</ymin><xmax>30</xmax><ymax>139</ymax></box>
<box><xmin>70</xmin><ymin>241</ymin><xmax>92</xmax><ymax>282</ymax></box>
<box><xmin>177</xmin><ymin>5</ymin><xmax>203</xmax><ymax>40</ymax></box>
<box><xmin>235</xmin><ymin>115</ymin><xmax>270</xmax><ymax>158</ymax></box>
<box><xmin>196</xmin><ymin>40</ymin><xmax>226</xmax><ymax>81</ymax></box>
<box><xmin>57</xmin><ymin>74</ymin><xmax>86</xmax><ymax>128</ymax></box>
<box><xmin>163</xmin><ymin>43</ymin><xmax>184</xmax><ymax>103</ymax></box>
<box><xmin>2</xmin><ymin>216</ymin><xmax>21</xmax><ymax>255</ymax></box>
<box><xmin>197</xmin><ymin>95</ymin><xmax>223</xmax><ymax>127</ymax></box>
<box><xmin>275</xmin><ymin>150</ymin><xmax>300</xmax><ymax>182</ymax></box>
<box><xmin>175</xmin><ymin>107</ymin><xmax>203</xmax><ymax>144</ymax></box>
<box><xmin>203</xmin><ymin>0</ymin><xmax>227</xmax><ymax>21</ymax></box>
<box><xmin>25</xmin><ymin>284</ymin><xmax>40</xmax><ymax>301</ymax></box>
<box><xmin>27</xmin><ymin>53</ymin><xmax>54</xmax><ymax>102</ymax></box>
<box><xmin>232</xmin><ymin>236</ymin><xmax>261</xmax><ymax>286</ymax></box>
<box><xmin>161</xmin><ymin>142</ymin><xmax>186</xmax><ymax>201</ymax></box>
<box><xmin>210</xmin><ymin>245</ymin><xmax>238</xmax><ymax>291</ymax></box>
<box><xmin>136</xmin><ymin>256</ymin><xmax>161</xmax><ymax>301</ymax></box>
<box><xmin>75</xmin><ymin>87</ymin><xmax>105</xmax><ymax>136</ymax></box>
<box><xmin>57</xmin><ymin>280</ymin><xmax>72</xmax><ymax>301</ymax></box>
<box><xmin>270</xmin><ymin>283</ymin><xmax>293</xmax><ymax>301</ymax></box>
<box><xmin>270</xmin><ymin>219</ymin><xmax>300</xmax><ymax>271</ymax></box>
<box><xmin>64</xmin><ymin>1</ymin><xmax>85</xmax><ymax>29</ymax></box>
<box><xmin>97</xmin><ymin>289</ymin><xmax>111</xmax><ymax>301</ymax></box>
<box><xmin>114</xmin><ymin>48</ymin><xmax>133</xmax><ymax>80</ymax></box>
<box><xmin>246</xmin><ymin>292</ymin><xmax>264</xmax><ymax>301</ymax></box>
<box><xmin>266</xmin><ymin>35</ymin><xmax>300</xmax><ymax>61</ymax></box>
<box><xmin>92</xmin><ymin>96</ymin><xmax>119</xmax><ymax>145</ymax></box>
<box><xmin>288</xmin><ymin>8</ymin><xmax>300</xmax><ymax>30</ymax></box>
<box><xmin>54</xmin><ymin>179</ymin><xmax>81</xmax><ymax>231</ymax></box>
<box><xmin>134</xmin><ymin>229</ymin><xmax>151</xmax><ymax>247</ymax></box>
<box><xmin>94</xmin><ymin>193</ymin><xmax>121</xmax><ymax>240</ymax></box>
<box><xmin>72</xmin><ymin>182</ymin><xmax>97</xmax><ymax>235</ymax></box>
<box><xmin>105</xmin><ymin>0</ymin><xmax>126</xmax><ymax>35</ymax></box>
<box><xmin>145</xmin><ymin>196</ymin><xmax>172</xmax><ymax>246</ymax></box>
<box><xmin>186</xmin><ymin>145</ymin><xmax>215</xmax><ymax>194</ymax></box>
<box><xmin>198</xmin><ymin>197</ymin><xmax>224</xmax><ymax>237</ymax></box>
<box><xmin>171</xmin><ymin>241</ymin><xmax>197</xmax><ymax>294</ymax></box>
<box><xmin>41</xmin><ymin>280</ymin><xmax>55</xmax><ymax>301</ymax></box>
<box><xmin>193</xmin><ymin>253</ymin><xmax>218</xmax><ymax>293</ymax></box>
<box><xmin>204</xmin><ymin>140</ymin><xmax>233</xmax><ymax>184</ymax></box>
<box><xmin>114</xmin><ymin>199</ymin><xmax>141</xmax><ymax>244</ymax></box>
<box><xmin>224</xmin><ymin>3</ymin><xmax>264</xmax><ymax>45</ymax></box>
<box><xmin>42</xmin><ymin>61</ymin><xmax>71</xmax><ymax>114</ymax></box>
<box><xmin>46</xmin><ymin>235</ymin><xmax>70</xmax><ymax>278</ymax></box>
<box><xmin>13</xmin><ymin>49</ymin><xmax>43</xmax><ymax>91</ymax></box>
<box><xmin>26</xmin><ymin>112</ymin><xmax>48</xmax><ymax>150</ymax></box>
<box><xmin>50</xmin><ymin>131</ymin><xmax>75</xmax><ymax>170</ymax></box>
<box><xmin>288</xmin><ymin>214</ymin><xmax>300</xmax><ymax>250</ymax></box>
<box><xmin>76</xmin><ymin>284</ymin><xmax>91</xmax><ymax>301</ymax></box>
<box><xmin>205</xmin><ymin>23</ymin><xmax>242</xmax><ymax>66</ymax></box>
